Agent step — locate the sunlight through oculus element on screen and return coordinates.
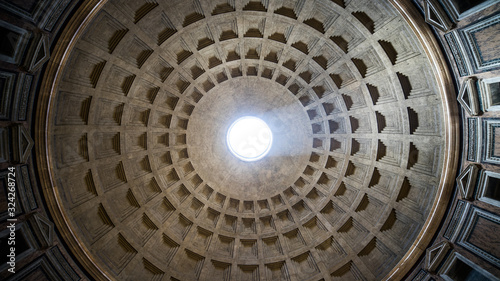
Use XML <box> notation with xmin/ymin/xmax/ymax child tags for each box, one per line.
<box><xmin>227</xmin><ymin>116</ymin><xmax>273</xmax><ymax>162</ymax></box>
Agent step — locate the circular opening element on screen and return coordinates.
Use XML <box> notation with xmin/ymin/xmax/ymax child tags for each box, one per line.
<box><xmin>227</xmin><ymin>116</ymin><xmax>273</xmax><ymax>162</ymax></box>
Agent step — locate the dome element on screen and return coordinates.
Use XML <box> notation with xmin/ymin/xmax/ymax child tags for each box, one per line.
<box><xmin>34</xmin><ymin>0</ymin><xmax>460</xmax><ymax>280</ymax></box>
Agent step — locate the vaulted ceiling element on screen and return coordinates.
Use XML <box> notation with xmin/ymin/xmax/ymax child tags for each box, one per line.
<box><xmin>35</xmin><ymin>0</ymin><xmax>459</xmax><ymax>280</ymax></box>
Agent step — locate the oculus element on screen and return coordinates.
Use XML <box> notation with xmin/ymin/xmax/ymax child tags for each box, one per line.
<box><xmin>226</xmin><ymin>116</ymin><xmax>272</xmax><ymax>161</ymax></box>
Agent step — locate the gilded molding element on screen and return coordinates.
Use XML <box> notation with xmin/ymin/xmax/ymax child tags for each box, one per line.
<box><xmin>35</xmin><ymin>1</ymin><xmax>113</xmax><ymax>280</ymax></box>
<box><xmin>385</xmin><ymin>0</ymin><xmax>459</xmax><ymax>279</ymax></box>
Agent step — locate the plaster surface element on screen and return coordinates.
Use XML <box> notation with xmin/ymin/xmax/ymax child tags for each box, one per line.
<box><xmin>189</xmin><ymin>77</ymin><xmax>312</xmax><ymax>199</ymax></box>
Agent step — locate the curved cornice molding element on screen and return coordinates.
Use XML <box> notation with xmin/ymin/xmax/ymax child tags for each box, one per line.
<box><xmin>36</xmin><ymin>1</ymin><xmax>113</xmax><ymax>280</ymax></box>
<box><xmin>385</xmin><ymin>0</ymin><xmax>459</xmax><ymax>279</ymax></box>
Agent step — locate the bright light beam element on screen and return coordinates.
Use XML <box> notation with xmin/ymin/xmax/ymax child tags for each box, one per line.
<box><xmin>227</xmin><ymin>116</ymin><xmax>273</xmax><ymax>162</ymax></box>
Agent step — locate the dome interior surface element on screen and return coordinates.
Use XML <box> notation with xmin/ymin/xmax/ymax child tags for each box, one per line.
<box><xmin>46</xmin><ymin>0</ymin><xmax>451</xmax><ymax>280</ymax></box>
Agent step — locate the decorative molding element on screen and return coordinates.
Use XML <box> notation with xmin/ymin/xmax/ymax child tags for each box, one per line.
<box><xmin>0</xmin><ymin>128</ymin><xmax>9</xmax><ymax>164</ymax></box>
<box><xmin>43</xmin><ymin>0</ymin><xmax>74</xmax><ymax>32</ymax></box>
<box><xmin>424</xmin><ymin>0</ymin><xmax>452</xmax><ymax>32</ymax></box>
<box><xmin>18</xmin><ymin>165</ymin><xmax>38</xmax><ymax>211</ymax></box>
<box><xmin>424</xmin><ymin>240</ymin><xmax>451</xmax><ymax>273</ymax></box>
<box><xmin>0</xmin><ymin>1</ymin><xmax>49</xmax><ymax>23</ymax></box>
<box><xmin>0</xmin><ymin>170</ymin><xmax>24</xmax><ymax>220</ymax></box>
<box><xmin>467</xmin><ymin>118</ymin><xmax>478</xmax><ymax>162</ymax></box>
<box><xmin>0</xmin><ymin>222</ymin><xmax>37</xmax><ymax>273</ymax></box>
<box><xmin>439</xmin><ymin>251</ymin><xmax>500</xmax><ymax>281</ymax></box>
<box><xmin>28</xmin><ymin>213</ymin><xmax>55</xmax><ymax>249</ymax></box>
<box><xmin>0</xmin><ymin>0</ymin><xmax>73</xmax><ymax>31</ymax></box>
<box><xmin>477</xmin><ymin>170</ymin><xmax>500</xmax><ymax>208</ymax></box>
<box><xmin>47</xmin><ymin>246</ymin><xmax>82</xmax><ymax>280</ymax></box>
<box><xmin>15</xmin><ymin>222</ymin><xmax>38</xmax><ymax>258</ymax></box>
<box><xmin>478</xmin><ymin>76</ymin><xmax>500</xmax><ymax>112</ymax></box>
<box><xmin>481</xmin><ymin>118</ymin><xmax>500</xmax><ymax>165</ymax></box>
<box><xmin>0</xmin><ymin>20</ymin><xmax>30</xmax><ymax>65</ymax></box>
<box><xmin>458</xmin><ymin>77</ymin><xmax>480</xmax><ymax>116</ymax></box>
<box><xmin>10</xmin><ymin>123</ymin><xmax>34</xmax><ymax>164</ymax></box>
<box><xmin>443</xmin><ymin>200</ymin><xmax>469</xmax><ymax>241</ymax></box>
<box><xmin>411</xmin><ymin>269</ymin><xmax>429</xmax><ymax>281</ymax></box>
<box><xmin>24</xmin><ymin>33</ymin><xmax>50</xmax><ymax>72</ymax></box>
<box><xmin>15</xmin><ymin>73</ymin><xmax>34</xmax><ymax>121</ymax></box>
<box><xmin>438</xmin><ymin>0</ymin><xmax>499</xmax><ymax>21</ymax></box>
<box><xmin>456</xmin><ymin>163</ymin><xmax>479</xmax><ymax>200</ymax></box>
<box><xmin>457</xmin><ymin>206</ymin><xmax>500</xmax><ymax>268</ymax></box>
<box><xmin>460</xmin><ymin>13</ymin><xmax>500</xmax><ymax>72</ymax></box>
<box><xmin>444</xmin><ymin>31</ymin><xmax>472</xmax><ymax>77</ymax></box>
<box><xmin>0</xmin><ymin>71</ymin><xmax>16</xmax><ymax>120</ymax></box>
<box><xmin>4</xmin><ymin>255</ymin><xmax>61</xmax><ymax>281</ymax></box>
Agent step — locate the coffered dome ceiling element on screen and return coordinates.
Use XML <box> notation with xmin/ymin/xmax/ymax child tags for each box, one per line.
<box><xmin>37</xmin><ymin>0</ymin><xmax>458</xmax><ymax>280</ymax></box>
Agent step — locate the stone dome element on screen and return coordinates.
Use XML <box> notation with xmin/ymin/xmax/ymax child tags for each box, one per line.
<box><xmin>35</xmin><ymin>0</ymin><xmax>458</xmax><ymax>280</ymax></box>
